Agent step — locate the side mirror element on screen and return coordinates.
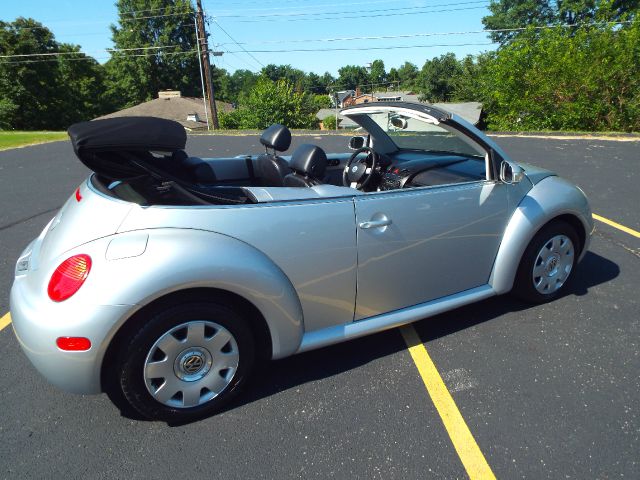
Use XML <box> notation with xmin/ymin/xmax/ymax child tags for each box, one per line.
<box><xmin>348</xmin><ymin>136</ymin><xmax>366</xmax><ymax>150</ymax></box>
<box><xmin>500</xmin><ymin>161</ymin><xmax>524</xmax><ymax>184</ymax></box>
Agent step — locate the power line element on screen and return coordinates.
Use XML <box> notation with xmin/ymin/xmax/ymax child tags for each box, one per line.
<box><xmin>1</xmin><ymin>19</ymin><xmax>629</xmax><ymax>62</ymax></box>
<box><xmin>212</xmin><ymin>0</ymin><xmax>409</xmax><ymax>14</ymax></box>
<box><xmin>0</xmin><ymin>49</ymin><xmax>197</xmax><ymax>66</ymax></box>
<box><xmin>0</xmin><ymin>44</ymin><xmax>195</xmax><ymax>59</ymax></box>
<box><xmin>226</xmin><ymin>42</ymin><xmax>494</xmax><ymax>54</ymax></box>
<box><xmin>210</xmin><ymin>20</ymin><xmax>265</xmax><ymax>68</ymax></box>
<box><xmin>216</xmin><ymin>20</ymin><xmax>633</xmax><ymax>46</ymax></box>
<box><xmin>213</xmin><ymin>0</ymin><xmax>486</xmax><ymax>18</ymax></box>
<box><xmin>215</xmin><ymin>3</ymin><xmax>490</xmax><ymax>23</ymax></box>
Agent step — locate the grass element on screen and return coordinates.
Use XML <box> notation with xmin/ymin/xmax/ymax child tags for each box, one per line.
<box><xmin>0</xmin><ymin>131</ymin><xmax>68</xmax><ymax>150</ymax></box>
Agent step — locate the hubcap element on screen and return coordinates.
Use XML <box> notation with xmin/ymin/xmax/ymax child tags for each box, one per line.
<box><xmin>143</xmin><ymin>321</ymin><xmax>239</xmax><ymax>409</ymax></box>
<box><xmin>532</xmin><ymin>234</ymin><xmax>574</xmax><ymax>294</ymax></box>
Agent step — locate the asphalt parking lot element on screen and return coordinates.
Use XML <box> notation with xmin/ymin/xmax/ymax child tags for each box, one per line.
<box><xmin>0</xmin><ymin>133</ymin><xmax>638</xmax><ymax>479</ymax></box>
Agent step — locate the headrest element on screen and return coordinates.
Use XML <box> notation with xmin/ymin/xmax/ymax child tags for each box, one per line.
<box><xmin>290</xmin><ymin>144</ymin><xmax>327</xmax><ymax>179</ymax></box>
<box><xmin>260</xmin><ymin>124</ymin><xmax>291</xmax><ymax>152</ymax></box>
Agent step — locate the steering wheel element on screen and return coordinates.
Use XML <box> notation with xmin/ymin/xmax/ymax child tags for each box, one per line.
<box><xmin>343</xmin><ymin>147</ymin><xmax>379</xmax><ymax>190</ymax></box>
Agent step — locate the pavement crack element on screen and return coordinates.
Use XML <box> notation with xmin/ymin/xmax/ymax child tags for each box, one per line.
<box><xmin>594</xmin><ymin>230</ymin><xmax>640</xmax><ymax>259</ymax></box>
<box><xmin>0</xmin><ymin>206</ymin><xmax>60</xmax><ymax>232</ymax></box>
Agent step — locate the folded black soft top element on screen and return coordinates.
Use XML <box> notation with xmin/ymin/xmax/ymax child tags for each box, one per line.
<box><xmin>67</xmin><ymin>117</ymin><xmax>187</xmax><ymax>179</ymax></box>
<box><xmin>68</xmin><ymin>117</ymin><xmax>186</xmax><ymax>154</ymax></box>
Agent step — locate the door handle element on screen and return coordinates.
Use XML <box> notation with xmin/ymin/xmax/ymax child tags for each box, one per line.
<box><xmin>359</xmin><ymin>218</ymin><xmax>392</xmax><ymax>229</ymax></box>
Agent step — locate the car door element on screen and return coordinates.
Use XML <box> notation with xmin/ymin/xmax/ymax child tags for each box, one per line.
<box><xmin>354</xmin><ymin>180</ymin><xmax>511</xmax><ymax>319</ymax></box>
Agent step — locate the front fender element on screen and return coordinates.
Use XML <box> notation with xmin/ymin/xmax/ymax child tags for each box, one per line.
<box><xmin>84</xmin><ymin>229</ymin><xmax>305</xmax><ymax>359</ymax></box>
<box><xmin>490</xmin><ymin>176</ymin><xmax>593</xmax><ymax>294</ymax></box>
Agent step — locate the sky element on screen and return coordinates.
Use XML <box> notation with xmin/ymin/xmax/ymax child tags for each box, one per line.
<box><xmin>2</xmin><ymin>0</ymin><xmax>499</xmax><ymax>76</ymax></box>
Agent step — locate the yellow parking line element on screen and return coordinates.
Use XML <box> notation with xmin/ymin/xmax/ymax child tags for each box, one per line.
<box><xmin>400</xmin><ymin>325</ymin><xmax>496</xmax><ymax>480</ymax></box>
<box><xmin>593</xmin><ymin>214</ymin><xmax>640</xmax><ymax>238</ymax></box>
<box><xmin>0</xmin><ymin>312</ymin><xmax>11</xmax><ymax>332</ymax></box>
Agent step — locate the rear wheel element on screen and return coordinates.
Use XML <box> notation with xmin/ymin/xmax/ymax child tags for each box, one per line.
<box><xmin>512</xmin><ymin>221</ymin><xmax>579</xmax><ymax>304</ymax></box>
<box><xmin>117</xmin><ymin>302</ymin><xmax>255</xmax><ymax>422</ymax></box>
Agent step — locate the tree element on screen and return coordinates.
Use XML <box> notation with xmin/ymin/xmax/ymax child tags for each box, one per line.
<box><xmin>219</xmin><ymin>69</ymin><xmax>258</xmax><ymax>104</ymax></box>
<box><xmin>483</xmin><ymin>0</ymin><xmax>640</xmax><ymax>44</ymax></box>
<box><xmin>220</xmin><ymin>78</ymin><xmax>318</xmax><ymax>129</ymax></box>
<box><xmin>396</xmin><ymin>62</ymin><xmax>419</xmax><ymax>89</ymax></box>
<box><xmin>416</xmin><ymin>53</ymin><xmax>463</xmax><ymax>102</ymax></box>
<box><xmin>105</xmin><ymin>0</ymin><xmax>200</xmax><ymax>109</ymax></box>
<box><xmin>0</xmin><ymin>18</ymin><xmax>109</xmax><ymax>130</ymax></box>
<box><xmin>480</xmin><ymin>19</ymin><xmax>640</xmax><ymax>131</ymax></box>
<box><xmin>369</xmin><ymin>59</ymin><xmax>386</xmax><ymax>88</ymax></box>
<box><xmin>482</xmin><ymin>0</ymin><xmax>555</xmax><ymax>44</ymax></box>
<box><xmin>337</xmin><ymin>65</ymin><xmax>369</xmax><ymax>90</ymax></box>
<box><xmin>57</xmin><ymin>44</ymin><xmax>111</xmax><ymax>126</ymax></box>
<box><xmin>450</xmin><ymin>53</ymin><xmax>493</xmax><ymax>102</ymax></box>
<box><xmin>261</xmin><ymin>64</ymin><xmax>306</xmax><ymax>90</ymax></box>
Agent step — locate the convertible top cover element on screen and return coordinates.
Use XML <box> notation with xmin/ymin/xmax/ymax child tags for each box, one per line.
<box><xmin>67</xmin><ymin>117</ymin><xmax>187</xmax><ymax>179</ymax></box>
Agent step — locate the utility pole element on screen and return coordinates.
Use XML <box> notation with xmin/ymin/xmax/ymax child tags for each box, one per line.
<box><xmin>195</xmin><ymin>0</ymin><xmax>219</xmax><ymax>129</ymax></box>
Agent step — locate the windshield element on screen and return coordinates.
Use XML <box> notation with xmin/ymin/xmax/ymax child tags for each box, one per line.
<box><xmin>367</xmin><ymin>111</ymin><xmax>484</xmax><ymax>158</ymax></box>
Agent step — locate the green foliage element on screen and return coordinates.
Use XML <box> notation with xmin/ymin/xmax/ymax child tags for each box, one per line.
<box><xmin>220</xmin><ymin>78</ymin><xmax>318</xmax><ymax>129</ymax></box>
<box><xmin>396</xmin><ymin>62</ymin><xmax>419</xmax><ymax>89</ymax></box>
<box><xmin>105</xmin><ymin>0</ymin><xmax>199</xmax><ymax>109</ymax></box>
<box><xmin>416</xmin><ymin>53</ymin><xmax>463</xmax><ymax>102</ymax></box>
<box><xmin>337</xmin><ymin>65</ymin><xmax>369</xmax><ymax>91</ymax></box>
<box><xmin>481</xmin><ymin>20</ymin><xmax>640</xmax><ymax>131</ymax></box>
<box><xmin>0</xmin><ymin>18</ymin><xmax>110</xmax><ymax>130</ymax></box>
<box><xmin>369</xmin><ymin>59</ymin><xmax>386</xmax><ymax>87</ymax></box>
<box><xmin>321</xmin><ymin>114</ymin><xmax>338</xmax><ymax>130</ymax></box>
<box><xmin>483</xmin><ymin>0</ymin><xmax>640</xmax><ymax>44</ymax></box>
<box><xmin>483</xmin><ymin>0</ymin><xmax>555</xmax><ymax>44</ymax></box>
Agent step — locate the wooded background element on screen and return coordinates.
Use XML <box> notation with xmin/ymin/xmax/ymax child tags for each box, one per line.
<box><xmin>1</xmin><ymin>0</ymin><xmax>638</xmax><ymax>131</ymax></box>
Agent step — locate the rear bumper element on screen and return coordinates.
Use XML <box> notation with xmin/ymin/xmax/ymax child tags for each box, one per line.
<box><xmin>10</xmin><ymin>276</ymin><xmax>131</xmax><ymax>394</ymax></box>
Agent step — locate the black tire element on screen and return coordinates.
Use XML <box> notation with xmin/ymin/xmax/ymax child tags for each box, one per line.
<box><xmin>511</xmin><ymin>220</ymin><xmax>579</xmax><ymax>304</ymax></box>
<box><xmin>116</xmin><ymin>302</ymin><xmax>255</xmax><ymax>422</ymax></box>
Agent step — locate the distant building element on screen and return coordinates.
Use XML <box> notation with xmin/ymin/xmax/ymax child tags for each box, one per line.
<box><xmin>373</xmin><ymin>91</ymin><xmax>421</xmax><ymax>103</ymax></box>
<box><xmin>97</xmin><ymin>90</ymin><xmax>234</xmax><ymax>130</ymax></box>
<box><xmin>330</xmin><ymin>90</ymin><xmax>356</xmax><ymax>108</ymax></box>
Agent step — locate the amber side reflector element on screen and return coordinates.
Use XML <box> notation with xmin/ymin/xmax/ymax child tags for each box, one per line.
<box><xmin>56</xmin><ymin>337</ymin><xmax>91</xmax><ymax>351</ymax></box>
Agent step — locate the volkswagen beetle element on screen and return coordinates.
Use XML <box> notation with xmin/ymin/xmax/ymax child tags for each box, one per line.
<box><xmin>10</xmin><ymin>102</ymin><xmax>593</xmax><ymax>421</ymax></box>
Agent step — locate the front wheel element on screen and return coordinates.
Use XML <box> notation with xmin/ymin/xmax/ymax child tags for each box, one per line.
<box><xmin>511</xmin><ymin>221</ymin><xmax>579</xmax><ymax>304</ymax></box>
<box><xmin>116</xmin><ymin>302</ymin><xmax>255</xmax><ymax>422</ymax></box>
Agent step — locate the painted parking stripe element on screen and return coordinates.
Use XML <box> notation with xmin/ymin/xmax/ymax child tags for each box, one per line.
<box><xmin>593</xmin><ymin>214</ymin><xmax>640</xmax><ymax>238</ymax></box>
<box><xmin>0</xmin><ymin>312</ymin><xmax>11</xmax><ymax>332</ymax></box>
<box><xmin>400</xmin><ymin>324</ymin><xmax>496</xmax><ymax>480</ymax></box>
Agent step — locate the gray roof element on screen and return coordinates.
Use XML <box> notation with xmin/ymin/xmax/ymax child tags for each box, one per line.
<box><xmin>316</xmin><ymin>109</ymin><xmax>358</xmax><ymax>128</ymax></box>
<box><xmin>373</xmin><ymin>91</ymin><xmax>420</xmax><ymax>103</ymax></box>
<box><xmin>432</xmin><ymin>102</ymin><xmax>483</xmax><ymax>125</ymax></box>
<box><xmin>97</xmin><ymin>96</ymin><xmax>234</xmax><ymax>130</ymax></box>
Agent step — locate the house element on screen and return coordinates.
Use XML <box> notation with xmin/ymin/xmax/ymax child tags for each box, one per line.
<box><xmin>373</xmin><ymin>90</ymin><xmax>421</xmax><ymax>103</ymax></box>
<box><xmin>330</xmin><ymin>90</ymin><xmax>356</xmax><ymax>108</ymax></box>
<box><xmin>97</xmin><ymin>90</ymin><xmax>234</xmax><ymax>130</ymax></box>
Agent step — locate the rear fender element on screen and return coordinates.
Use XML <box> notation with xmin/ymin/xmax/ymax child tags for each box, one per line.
<box><xmin>490</xmin><ymin>176</ymin><xmax>593</xmax><ymax>294</ymax></box>
<box><xmin>86</xmin><ymin>229</ymin><xmax>304</xmax><ymax>359</ymax></box>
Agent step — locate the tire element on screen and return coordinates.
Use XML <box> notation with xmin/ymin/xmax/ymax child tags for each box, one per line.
<box><xmin>511</xmin><ymin>220</ymin><xmax>579</xmax><ymax>304</ymax></box>
<box><xmin>116</xmin><ymin>302</ymin><xmax>255</xmax><ymax>422</ymax></box>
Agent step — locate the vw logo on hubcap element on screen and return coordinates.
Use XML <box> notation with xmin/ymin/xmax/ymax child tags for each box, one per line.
<box><xmin>174</xmin><ymin>348</ymin><xmax>212</xmax><ymax>381</ymax></box>
<box><xmin>182</xmin><ymin>354</ymin><xmax>204</xmax><ymax>374</ymax></box>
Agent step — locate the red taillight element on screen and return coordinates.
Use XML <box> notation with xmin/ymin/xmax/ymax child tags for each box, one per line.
<box><xmin>56</xmin><ymin>337</ymin><xmax>91</xmax><ymax>351</ymax></box>
<box><xmin>75</xmin><ymin>188</ymin><xmax>82</xmax><ymax>202</ymax></box>
<box><xmin>47</xmin><ymin>254</ymin><xmax>92</xmax><ymax>302</ymax></box>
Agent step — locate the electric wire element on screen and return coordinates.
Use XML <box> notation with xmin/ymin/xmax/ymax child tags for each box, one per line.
<box><xmin>210</xmin><ymin>20</ymin><xmax>265</xmax><ymax>68</ymax></box>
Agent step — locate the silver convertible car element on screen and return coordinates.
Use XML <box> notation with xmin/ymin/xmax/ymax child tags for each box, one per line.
<box><xmin>10</xmin><ymin>102</ymin><xmax>593</xmax><ymax>421</ymax></box>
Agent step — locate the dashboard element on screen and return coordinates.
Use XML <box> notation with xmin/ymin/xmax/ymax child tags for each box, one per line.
<box><xmin>377</xmin><ymin>150</ymin><xmax>485</xmax><ymax>191</ymax></box>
